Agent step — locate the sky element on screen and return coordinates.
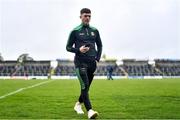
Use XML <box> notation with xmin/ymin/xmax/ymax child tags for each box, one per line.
<box><xmin>0</xmin><ymin>0</ymin><xmax>179</xmax><ymax>60</ymax></box>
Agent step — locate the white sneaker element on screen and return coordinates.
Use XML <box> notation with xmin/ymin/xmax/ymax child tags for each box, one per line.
<box><xmin>88</xmin><ymin>109</ymin><xmax>98</xmax><ymax>119</ymax></box>
<box><xmin>74</xmin><ymin>102</ymin><xmax>84</xmax><ymax>114</ymax></box>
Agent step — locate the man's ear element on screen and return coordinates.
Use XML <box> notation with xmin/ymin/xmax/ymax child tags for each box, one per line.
<box><xmin>80</xmin><ymin>15</ymin><xmax>81</xmax><ymax>19</ymax></box>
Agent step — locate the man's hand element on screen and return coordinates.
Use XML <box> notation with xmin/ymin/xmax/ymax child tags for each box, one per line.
<box><xmin>79</xmin><ymin>45</ymin><xmax>90</xmax><ymax>53</ymax></box>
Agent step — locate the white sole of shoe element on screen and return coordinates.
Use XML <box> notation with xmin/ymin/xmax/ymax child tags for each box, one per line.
<box><xmin>89</xmin><ymin>112</ymin><xmax>98</xmax><ymax>119</ymax></box>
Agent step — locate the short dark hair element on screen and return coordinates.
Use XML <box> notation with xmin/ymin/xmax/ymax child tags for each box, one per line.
<box><xmin>80</xmin><ymin>8</ymin><xmax>91</xmax><ymax>14</ymax></box>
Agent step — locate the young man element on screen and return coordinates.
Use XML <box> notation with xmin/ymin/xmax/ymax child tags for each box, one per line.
<box><xmin>66</xmin><ymin>8</ymin><xmax>102</xmax><ymax>119</ymax></box>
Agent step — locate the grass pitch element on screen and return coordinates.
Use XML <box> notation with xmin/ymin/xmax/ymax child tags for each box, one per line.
<box><xmin>0</xmin><ymin>78</ymin><xmax>180</xmax><ymax>119</ymax></box>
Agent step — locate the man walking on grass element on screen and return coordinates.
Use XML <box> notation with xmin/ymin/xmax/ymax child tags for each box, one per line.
<box><xmin>66</xmin><ymin>8</ymin><xmax>102</xmax><ymax>119</ymax></box>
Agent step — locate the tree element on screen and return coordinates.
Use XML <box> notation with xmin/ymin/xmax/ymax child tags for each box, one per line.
<box><xmin>0</xmin><ymin>53</ymin><xmax>4</xmax><ymax>61</ymax></box>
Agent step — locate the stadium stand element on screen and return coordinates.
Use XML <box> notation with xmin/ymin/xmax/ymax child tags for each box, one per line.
<box><xmin>0</xmin><ymin>61</ymin><xmax>50</xmax><ymax>76</ymax></box>
<box><xmin>122</xmin><ymin>59</ymin><xmax>161</xmax><ymax>76</ymax></box>
<box><xmin>0</xmin><ymin>59</ymin><xmax>180</xmax><ymax>78</ymax></box>
<box><xmin>155</xmin><ymin>59</ymin><xmax>180</xmax><ymax>76</ymax></box>
<box><xmin>55</xmin><ymin>60</ymin><xmax>75</xmax><ymax>76</ymax></box>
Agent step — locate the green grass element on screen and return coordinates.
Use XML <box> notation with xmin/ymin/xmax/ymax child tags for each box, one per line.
<box><xmin>0</xmin><ymin>78</ymin><xmax>180</xmax><ymax>119</ymax></box>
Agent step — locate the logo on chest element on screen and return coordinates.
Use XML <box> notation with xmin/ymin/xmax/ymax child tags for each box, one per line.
<box><xmin>91</xmin><ymin>32</ymin><xmax>95</xmax><ymax>36</ymax></box>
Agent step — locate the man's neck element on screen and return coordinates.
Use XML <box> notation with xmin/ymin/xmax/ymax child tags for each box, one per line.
<box><xmin>82</xmin><ymin>23</ymin><xmax>89</xmax><ymax>27</ymax></box>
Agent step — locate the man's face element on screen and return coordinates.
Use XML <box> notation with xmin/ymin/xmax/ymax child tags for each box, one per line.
<box><xmin>80</xmin><ymin>13</ymin><xmax>91</xmax><ymax>25</ymax></box>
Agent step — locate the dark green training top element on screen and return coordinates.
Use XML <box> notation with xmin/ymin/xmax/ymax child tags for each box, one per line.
<box><xmin>66</xmin><ymin>23</ymin><xmax>102</xmax><ymax>61</ymax></box>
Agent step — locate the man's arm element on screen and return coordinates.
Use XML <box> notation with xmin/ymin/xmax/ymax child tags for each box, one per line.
<box><xmin>66</xmin><ymin>31</ymin><xmax>79</xmax><ymax>53</ymax></box>
<box><xmin>95</xmin><ymin>30</ymin><xmax>102</xmax><ymax>62</ymax></box>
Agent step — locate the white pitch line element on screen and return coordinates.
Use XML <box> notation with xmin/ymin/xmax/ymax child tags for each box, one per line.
<box><xmin>0</xmin><ymin>80</ymin><xmax>54</xmax><ymax>100</ymax></box>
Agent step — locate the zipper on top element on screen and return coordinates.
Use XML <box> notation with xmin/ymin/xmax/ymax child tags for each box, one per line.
<box><xmin>85</xmin><ymin>28</ymin><xmax>89</xmax><ymax>36</ymax></box>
